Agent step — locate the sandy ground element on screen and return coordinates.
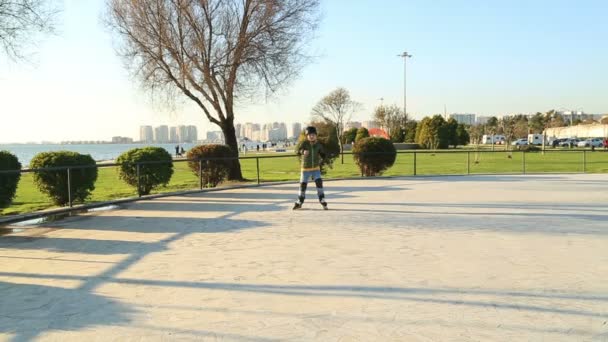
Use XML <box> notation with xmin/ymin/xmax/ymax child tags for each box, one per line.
<box><xmin>1</xmin><ymin>174</ymin><xmax>607</xmax><ymax>341</ymax></box>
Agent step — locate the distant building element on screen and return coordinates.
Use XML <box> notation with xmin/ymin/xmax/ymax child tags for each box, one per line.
<box><xmin>260</xmin><ymin>122</ymin><xmax>288</xmax><ymax>141</ymax></box>
<box><xmin>177</xmin><ymin>125</ymin><xmax>188</xmax><ymax>143</ymax></box>
<box><xmin>476</xmin><ymin>116</ymin><xmax>492</xmax><ymax>125</ymax></box>
<box><xmin>169</xmin><ymin>127</ymin><xmax>178</xmax><ymax>143</ymax></box>
<box><xmin>251</xmin><ymin>130</ymin><xmax>262</xmax><ymax>142</ymax></box>
<box><xmin>345</xmin><ymin>121</ymin><xmax>362</xmax><ymax>130</ymax></box>
<box><xmin>362</xmin><ymin>120</ymin><xmax>379</xmax><ymax>130</ymax></box>
<box><xmin>154</xmin><ymin>125</ymin><xmax>169</xmax><ymax>143</ymax></box>
<box><xmin>139</xmin><ymin>126</ymin><xmax>154</xmax><ymax>143</ymax></box>
<box><xmin>111</xmin><ymin>136</ymin><xmax>133</xmax><ymax>144</ymax></box>
<box><xmin>448</xmin><ymin>113</ymin><xmax>476</xmax><ymax>125</ymax></box>
<box><xmin>232</xmin><ymin>122</ymin><xmax>288</xmax><ymax>141</ymax></box>
<box><xmin>546</xmin><ymin>123</ymin><xmax>608</xmax><ymax>139</ymax></box>
<box><xmin>242</xmin><ymin>123</ymin><xmax>260</xmax><ymax>140</ymax></box>
<box><xmin>186</xmin><ymin>125</ymin><xmax>198</xmax><ymax>142</ymax></box>
<box><xmin>291</xmin><ymin>122</ymin><xmax>302</xmax><ymax>138</ymax></box>
<box><xmin>557</xmin><ymin>110</ymin><xmax>602</xmax><ymax>125</ymax></box>
<box><xmin>206</xmin><ymin>131</ymin><xmax>224</xmax><ymax>143</ymax></box>
<box><xmin>260</xmin><ymin>123</ymin><xmax>271</xmax><ymax>141</ymax></box>
<box><xmin>268</xmin><ymin>128</ymin><xmax>285</xmax><ymax>141</ymax></box>
<box><xmin>368</xmin><ymin>128</ymin><xmax>389</xmax><ymax>139</ymax></box>
<box><xmin>278</xmin><ymin>122</ymin><xmax>288</xmax><ymax>140</ymax></box>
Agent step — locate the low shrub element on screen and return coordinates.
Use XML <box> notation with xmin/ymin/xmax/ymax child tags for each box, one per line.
<box><xmin>187</xmin><ymin>145</ymin><xmax>233</xmax><ymax>188</ymax></box>
<box><xmin>353</xmin><ymin>137</ymin><xmax>397</xmax><ymax>176</ymax></box>
<box><xmin>30</xmin><ymin>151</ymin><xmax>98</xmax><ymax>206</ymax></box>
<box><xmin>117</xmin><ymin>147</ymin><xmax>173</xmax><ymax>195</ymax></box>
<box><xmin>0</xmin><ymin>151</ymin><xmax>22</xmax><ymax>208</ymax></box>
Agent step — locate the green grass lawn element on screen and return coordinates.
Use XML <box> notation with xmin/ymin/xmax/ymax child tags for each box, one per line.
<box><xmin>2</xmin><ymin>150</ymin><xmax>608</xmax><ymax>217</ymax></box>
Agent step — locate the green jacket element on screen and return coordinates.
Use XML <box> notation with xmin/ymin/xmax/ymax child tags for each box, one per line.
<box><xmin>298</xmin><ymin>140</ymin><xmax>326</xmax><ymax>171</ymax></box>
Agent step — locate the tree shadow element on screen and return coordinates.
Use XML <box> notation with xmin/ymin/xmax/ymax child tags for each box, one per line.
<box><xmin>331</xmin><ymin>201</ymin><xmax>607</xmax><ymax>211</ymax></box>
<box><xmin>0</xmin><ymin>281</ymin><xmax>136</xmax><ymax>341</ymax></box>
<box><xmin>1</xmin><ymin>276</ymin><xmax>606</xmax><ymax>322</ymax></box>
<box><xmin>0</xmin><ymin>236</ymin><xmax>166</xmax><ymax>255</ymax></box>
<box><xmin>35</xmin><ymin>215</ymin><xmax>268</xmax><ymax>234</ymax></box>
<box><xmin>328</xmin><ymin>207</ymin><xmax>608</xmax><ymax>221</ymax></box>
<box><xmin>420</xmin><ymin>175</ymin><xmax>571</xmax><ymax>182</ymax></box>
<box><xmin>2</xmin><ymin>177</ymin><xmax>607</xmax><ymax>339</ymax></box>
<box><xmin>323</xmin><ymin>206</ymin><xmax>608</xmax><ymax>235</ymax></box>
<box><xmin>127</xmin><ymin>201</ymin><xmax>287</xmax><ymax>213</ymax></box>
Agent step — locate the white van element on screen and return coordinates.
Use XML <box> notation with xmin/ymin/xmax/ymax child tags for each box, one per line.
<box><xmin>527</xmin><ymin>134</ymin><xmax>543</xmax><ymax>146</ymax></box>
<box><xmin>482</xmin><ymin>135</ymin><xmax>506</xmax><ymax>145</ymax></box>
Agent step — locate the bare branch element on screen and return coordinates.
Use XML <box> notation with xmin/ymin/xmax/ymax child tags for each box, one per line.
<box><xmin>106</xmin><ymin>0</ymin><xmax>320</xmax><ymax>125</ymax></box>
<box><xmin>106</xmin><ymin>0</ymin><xmax>320</xmax><ymax>179</ymax></box>
<box><xmin>0</xmin><ymin>0</ymin><xmax>58</xmax><ymax>61</ymax></box>
<box><xmin>312</xmin><ymin>87</ymin><xmax>361</xmax><ymax>152</ymax></box>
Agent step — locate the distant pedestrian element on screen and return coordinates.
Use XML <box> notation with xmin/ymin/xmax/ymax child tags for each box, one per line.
<box><xmin>603</xmin><ymin>138</ymin><xmax>608</xmax><ymax>151</ymax></box>
<box><xmin>175</xmin><ymin>145</ymin><xmax>180</xmax><ymax>157</ymax></box>
<box><xmin>256</xmin><ymin>145</ymin><xmax>260</xmax><ymax>152</ymax></box>
<box><xmin>180</xmin><ymin>146</ymin><xmax>185</xmax><ymax>156</ymax></box>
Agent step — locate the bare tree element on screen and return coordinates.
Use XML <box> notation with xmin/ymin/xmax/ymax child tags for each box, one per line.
<box><xmin>373</xmin><ymin>104</ymin><xmax>407</xmax><ymax>142</ymax></box>
<box><xmin>467</xmin><ymin>124</ymin><xmax>483</xmax><ymax>146</ymax></box>
<box><xmin>499</xmin><ymin>116</ymin><xmax>516</xmax><ymax>148</ymax></box>
<box><xmin>106</xmin><ymin>0</ymin><xmax>320</xmax><ymax>180</ymax></box>
<box><xmin>311</xmin><ymin>87</ymin><xmax>360</xmax><ymax>153</ymax></box>
<box><xmin>0</xmin><ymin>0</ymin><xmax>57</xmax><ymax>61</ymax></box>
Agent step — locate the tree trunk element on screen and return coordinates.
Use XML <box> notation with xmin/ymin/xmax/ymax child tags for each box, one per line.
<box><xmin>221</xmin><ymin>122</ymin><xmax>244</xmax><ymax>181</ymax></box>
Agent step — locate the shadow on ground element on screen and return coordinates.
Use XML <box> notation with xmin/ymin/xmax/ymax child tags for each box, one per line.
<box><xmin>1</xmin><ymin>176</ymin><xmax>607</xmax><ymax>340</ymax></box>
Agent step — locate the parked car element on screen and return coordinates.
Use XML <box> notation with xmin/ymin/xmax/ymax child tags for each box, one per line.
<box><xmin>577</xmin><ymin>138</ymin><xmax>604</xmax><ymax>148</ymax></box>
<box><xmin>551</xmin><ymin>138</ymin><xmax>567</xmax><ymax>147</ymax></box>
<box><xmin>560</xmin><ymin>138</ymin><xmax>582</xmax><ymax>147</ymax></box>
<box><xmin>511</xmin><ymin>138</ymin><xmax>528</xmax><ymax>146</ymax></box>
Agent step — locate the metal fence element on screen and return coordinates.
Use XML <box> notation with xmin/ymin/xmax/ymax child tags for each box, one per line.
<box><xmin>1</xmin><ymin>149</ymin><xmax>607</xmax><ymax>220</ymax></box>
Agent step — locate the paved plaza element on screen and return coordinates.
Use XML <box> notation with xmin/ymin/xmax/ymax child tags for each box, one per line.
<box><xmin>1</xmin><ymin>174</ymin><xmax>607</xmax><ymax>341</ymax></box>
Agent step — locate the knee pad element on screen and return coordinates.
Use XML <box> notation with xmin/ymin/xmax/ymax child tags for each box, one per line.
<box><xmin>315</xmin><ymin>178</ymin><xmax>323</xmax><ymax>188</ymax></box>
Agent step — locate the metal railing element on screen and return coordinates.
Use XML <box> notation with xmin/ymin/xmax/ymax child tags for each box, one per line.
<box><xmin>1</xmin><ymin>149</ymin><xmax>607</xmax><ymax>219</ymax></box>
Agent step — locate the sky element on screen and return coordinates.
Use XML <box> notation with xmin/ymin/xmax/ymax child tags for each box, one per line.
<box><xmin>1</xmin><ymin>0</ymin><xmax>607</xmax><ymax>143</ymax></box>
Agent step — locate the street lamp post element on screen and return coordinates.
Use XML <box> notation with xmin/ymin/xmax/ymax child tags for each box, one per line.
<box><xmin>398</xmin><ymin>51</ymin><xmax>412</xmax><ymax>117</ymax></box>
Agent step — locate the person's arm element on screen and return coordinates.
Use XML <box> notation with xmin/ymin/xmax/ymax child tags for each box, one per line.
<box><xmin>297</xmin><ymin>141</ymin><xmax>307</xmax><ymax>155</ymax></box>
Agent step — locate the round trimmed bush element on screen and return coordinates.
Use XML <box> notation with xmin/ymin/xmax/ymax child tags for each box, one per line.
<box><xmin>117</xmin><ymin>147</ymin><xmax>174</xmax><ymax>195</ymax></box>
<box><xmin>353</xmin><ymin>137</ymin><xmax>397</xmax><ymax>177</ymax></box>
<box><xmin>187</xmin><ymin>144</ymin><xmax>233</xmax><ymax>188</ymax></box>
<box><xmin>30</xmin><ymin>151</ymin><xmax>98</xmax><ymax>206</ymax></box>
<box><xmin>355</xmin><ymin>127</ymin><xmax>370</xmax><ymax>142</ymax></box>
<box><xmin>0</xmin><ymin>151</ymin><xmax>22</xmax><ymax>208</ymax></box>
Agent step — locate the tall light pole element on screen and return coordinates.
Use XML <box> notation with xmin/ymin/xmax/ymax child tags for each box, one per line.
<box><xmin>398</xmin><ymin>51</ymin><xmax>412</xmax><ymax>117</ymax></box>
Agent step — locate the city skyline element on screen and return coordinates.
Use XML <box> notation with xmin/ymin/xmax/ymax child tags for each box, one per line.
<box><xmin>1</xmin><ymin>0</ymin><xmax>607</xmax><ymax>143</ymax></box>
<box><xmin>3</xmin><ymin>109</ymin><xmax>606</xmax><ymax>145</ymax></box>
<box><xmin>140</xmin><ymin>125</ymin><xmax>198</xmax><ymax>144</ymax></box>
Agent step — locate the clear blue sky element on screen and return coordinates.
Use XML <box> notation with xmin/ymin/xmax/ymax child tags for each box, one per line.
<box><xmin>1</xmin><ymin>0</ymin><xmax>607</xmax><ymax>143</ymax></box>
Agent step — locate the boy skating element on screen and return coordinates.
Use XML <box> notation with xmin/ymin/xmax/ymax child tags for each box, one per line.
<box><xmin>293</xmin><ymin>126</ymin><xmax>328</xmax><ymax>210</ymax></box>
